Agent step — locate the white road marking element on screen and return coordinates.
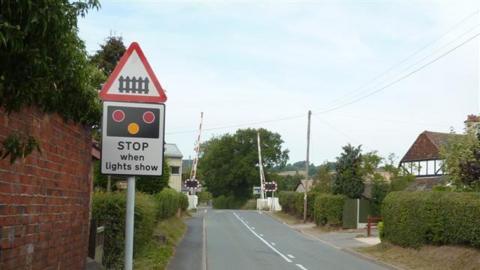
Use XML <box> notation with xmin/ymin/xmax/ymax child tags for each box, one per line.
<box><xmin>271</xmin><ymin>242</ymin><xmax>276</xmax><ymax>246</ymax></box>
<box><xmin>251</xmin><ymin>227</ymin><xmax>255</xmax><ymax>229</ymax></box>
<box><xmin>202</xmin><ymin>215</ymin><xmax>207</xmax><ymax>270</ymax></box>
<box><xmin>296</xmin><ymin>264</ymin><xmax>308</xmax><ymax>270</ymax></box>
<box><xmin>259</xmin><ymin>234</ymin><xmax>264</xmax><ymax>237</ymax></box>
<box><xmin>287</xmin><ymin>254</ymin><xmax>295</xmax><ymax>259</ymax></box>
<box><xmin>233</xmin><ymin>212</ymin><xmax>292</xmax><ymax>263</ymax></box>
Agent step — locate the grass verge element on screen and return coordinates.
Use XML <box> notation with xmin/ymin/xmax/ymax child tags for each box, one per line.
<box><xmin>272</xmin><ymin>211</ymin><xmax>303</xmax><ymax>225</ymax></box>
<box><xmin>356</xmin><ymin>242</ymin><xmax>480</xmax><ymax>270</ymax></box>
<box><xmin>134</xmin><ymin>216</ymin><xmax>187</xmax><ymax>270</ymax></box>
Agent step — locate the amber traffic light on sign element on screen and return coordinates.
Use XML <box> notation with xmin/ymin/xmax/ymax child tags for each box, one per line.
<box><xmin>107</xmin><ymin>106</ymin><xmax>160</xmax><ymax>138</ymax></box>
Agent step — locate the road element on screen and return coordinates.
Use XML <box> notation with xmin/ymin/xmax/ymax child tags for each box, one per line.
<box><xmin>169</xmin><ymin>209</ymin><xmax>388</xmax><ymax>270</ymax></box>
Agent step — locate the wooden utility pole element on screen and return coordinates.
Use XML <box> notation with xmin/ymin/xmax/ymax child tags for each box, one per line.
<box><xmin>257</xmin><ymin>131</ymin><xmax>266</xmax><ymax>200</ymax></box>
<box><xmin>303</xmin><ymin>110</ymin><xmax>311</xmax><ymax>223</ymax></box>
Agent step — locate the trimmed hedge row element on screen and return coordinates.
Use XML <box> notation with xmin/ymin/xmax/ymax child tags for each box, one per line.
<box><xmin>92</xmin><ymin>189</ymin><xmax>188</xmax><ymax>268</ymax></box>
<box><xmin>212</xmin><ymin>195</ymin><xmax>246</xmax><ymax>209</ymax></box>
<box><xmin>278</xmin><ymin>191</ymin><xmax>318</xmax><ymax>220</ymax></box>
<box><xmin>278</xmin><ymin>191</ymin><xmax>300</xmax><ymax>214</ymax></box>
<box><xmin>313</xmin><ymin>193</ymin><xmax>345</xmax><ymax>226</ymax></box>
<box><xmin>382</xmin><ymin>191</ymin><xmax>480</xmax><ymax>248</ymax></box>
<box><xmin>155</xmin><ymin>188</ymin><xmax>188</xmax><ymax>219</ymax></box>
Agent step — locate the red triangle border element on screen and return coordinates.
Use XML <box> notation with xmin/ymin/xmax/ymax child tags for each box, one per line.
<box><xmin>99</xmin><ymin>42</ymin><xmax>167</xmax><ymax>103</ymax></box>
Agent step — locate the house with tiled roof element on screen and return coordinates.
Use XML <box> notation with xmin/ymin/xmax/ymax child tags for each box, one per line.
<box><xmin>399</xmin><ymin>131</ymin><xmax>458</xmax><ymax>189</ymax></box>
<box><xmin>399</xmin><ymin>115</ymin><xmax>479</xmax><ymax>190</ymax></box>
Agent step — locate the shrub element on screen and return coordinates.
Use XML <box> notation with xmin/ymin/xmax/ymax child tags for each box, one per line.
<box><xmin>378</xmin><ymin>221</ymin><xmax>385</xmax><ymax>241</ymax></box>
<box><xmin>197</xmin><ymin>191</ymin><xmax>213</xmax><ymax>204</ymax></box>
<box><xmin>154</xmin><ymin>188</ymin><xmax>184</xmax><ymax>219</ymax></box>
<box><xmin>92</xmin><ymin>192</ymin><xmax>158</xmax><ymax>269</ymax></box>
<box><xmin>382</xmin><ymin>191</ymin><xmax>480</xmax><ymax>248</ymax></box>
<box><xmin>179</xmin><ymin>192</ymin><xmax>189</xmax><ymax>211</ymax></box>
<box><xmin>370</xmin><ymin>179</ymin><xmax>390</xmax><ymax>216</ymax></box>
<box><xmin>278</xmin><ymin>191</ymin><xmax>298</xmax><ymax>214</ymax></box>
<box><xmin>212</xmin><ymin>195</ymin><xmax>245</xmax><ymax>209</ymax></box>
<box><xmin>314</xmin><ymin>193</ymin><xmax>345</xmax><ymax>226</ymax></box>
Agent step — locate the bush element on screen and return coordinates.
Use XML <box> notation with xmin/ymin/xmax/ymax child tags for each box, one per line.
<box><xmin>278</xmin><ymin>191</ymin><xmax>317</xmax><ymax>220</ymax></box>
<box><xmin>92</xmin><ymin>192</ymin><xmax>158</xmax><ymax>269</ymax></box>
<box><xmin>212</xmin><ymin>195</ymin><xmax>245</xmax><ymax>209</ymax></box>
<box><xmin>378</xmin><ymin>221</ymin><xmax>385</xmax><ymax>241</ymax></box>
<box><xmin>382</xmin><ymin>191</ymin><xmax>480</xmax><ymax>248</ymax></box>
<box><xmin>313</xmin><ymin>193</ymin><xmax>345</xmax><ymax>226</ymax></box>
<box><xmin>197</xmin><ymin>191</ymin><xmax>213</xmax><ymax>204</ymax></box>
<box><xmin>179</xmin><ymin>192</ymin><xmax>189</xmax><ymax>211</ymax></box>
<box><xmin>154</xmin><ymin>188</ymin><xmax>185</xmax><ymax>219</ymax></box>
<box><xmin>278</xmin><ymin>191</ymin><xmax>298</xmax><ymax>214</ymax></box>
<box><xmin>370</xmin><ymin>179</ymin><xmax>390</xmax><ymax>216</ymax></box>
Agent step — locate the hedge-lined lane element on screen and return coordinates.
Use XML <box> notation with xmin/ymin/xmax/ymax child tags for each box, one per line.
<box><xmin>382</xmin><ymin>191</ymin><xmax>480</xmax><ymax>248</ymax></box>
<box><xmin>92</xmin><ymin>189</ymin><xmax>188</xmax><ymax>269</ymax></box>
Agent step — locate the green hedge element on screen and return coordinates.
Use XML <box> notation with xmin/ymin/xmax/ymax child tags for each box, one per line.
<box><xmin>197</xmin><ymin>191</ymin><xmax>213</xmax><ymax>204</ymax></box>
<box><xmin>382</xmin><ymin>191</ymin><xmax>480</xmax><ymax>248</ymax></box>
<box><xmin>278</xmin><ymin>191</ymin><xmax>299</xmax><ymax>214</ymax></box>
<box><xmin>212</xmin><ymin>195</ymin><xmax>245</xmax><ymax>209</ymax></box>
<box><xmin>313</xmin><ymin>193</ymin><xmax>345</xmax><ymax>226</ymax></box>
<box><xmin>92</xmin><ymin>189</ymin><xmax>188</xmax><ymax>268</ymax></box>
<box><xmin>154</xmin><ymin>188</ymin><xmax>188</xmax><ymax>219</ymax></box>
<box><xmin>92</xmin><ymin>192</ymin><xmax>157</xmax><ymax>268</ymax></box>
<box><xmin>278</xmin><ymin>191</ymin><xmax>316</xmax><ymax>220</ymax></box>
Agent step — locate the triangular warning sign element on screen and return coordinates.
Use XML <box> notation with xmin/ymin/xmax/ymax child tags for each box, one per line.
<box><xmin>100</xmin><ymin>42</ymin><xmax>167</xmax><ymax>103</ymax></box>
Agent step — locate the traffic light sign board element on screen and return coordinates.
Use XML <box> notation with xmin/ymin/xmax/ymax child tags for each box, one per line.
<box><xmin>264</xmin><ymin>181</ymin><xmax>277</xmax><ymax>192</ymax></box>
<box><xmin>101</xmin><ymin>101</ymin><xmax>165</xmax><ymax>176</ymax></box>
<box><xmin>107</xmin><ymin>105</ymin><xmax>160</xmax><ymax>138</ymax></box>
<box><xmin>185</xmin><ymin>179</ymin><xmax>199</xmax><ymax>189</ymax></box>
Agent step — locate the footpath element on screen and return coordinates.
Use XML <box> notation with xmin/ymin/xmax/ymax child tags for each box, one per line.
<box><xmin>266</xmin><ymin>212</ymin><xmax>400</xmax><ymax>270</ymax></box>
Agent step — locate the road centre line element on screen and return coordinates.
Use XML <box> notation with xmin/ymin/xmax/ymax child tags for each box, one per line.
<box><xmin>233</xmin><ymin>212</ymin><xmax>292</xmax><ymax>263</ymax></box>
<box><xmin>296</xmin><ymin>264</ymin><xmax>308</xmax><ymax>270</ymax></box>
<box><xmin>287</xmin><ymin>254</ymin><xmax>295</xmax><ymax>259</ymax></box>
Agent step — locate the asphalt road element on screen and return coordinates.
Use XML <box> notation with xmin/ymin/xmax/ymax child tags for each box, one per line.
<box><xmin>170</xmin><ymin>209</ymin><xmax>388</xmax><ymax>270</ymax></box>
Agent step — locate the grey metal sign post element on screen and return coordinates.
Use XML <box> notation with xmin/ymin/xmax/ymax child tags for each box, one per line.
<box><xmin>99</xmin><ymin>42</ymin><xmax>168</xmax><ymax>270</ymax></box>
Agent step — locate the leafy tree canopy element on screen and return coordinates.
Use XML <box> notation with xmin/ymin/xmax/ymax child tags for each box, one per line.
<box><xmin>90</xmin><ymin>35</ymin><xmax>126</xmax><ymax>77</ymax></box>
<box><xmin>199</xmin><ymin>128</ymin><xmax>289</xmax><ymax>200</ymax></box>
<box><xmin>0</xmin><ymin>0</ymin><xmax>102</xmax><ymax>125</ymax></box>
<box><xmin>441</xmin><ymin>131</ymin><xmax>480</xmax><ymax>191</ymax></box>
<box><xmin>0</xmin><ymin>1</ymin><xmax>103</xmax><ymax>163</ymax></box>
<box><xmin>332</xmin><ymin>144</ymin><xmax>364</xmax><ymax>199</ymax></box>
<box><xmin>312</xmin><ymin>163</ymin><xmax>334</xmax><ymax>193</ymax></box>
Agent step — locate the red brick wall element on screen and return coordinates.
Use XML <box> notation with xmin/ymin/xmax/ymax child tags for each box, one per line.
<box><xmin>0</xmin><ymin>107</ymin><xmax>92</xmax><ymax>270</ymax></box>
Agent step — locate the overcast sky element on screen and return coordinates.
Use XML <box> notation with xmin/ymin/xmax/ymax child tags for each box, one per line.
<box><xmin>79</xmin><ymin>0</ymin><xmax>480</xmax><ymax>165</ymax></box>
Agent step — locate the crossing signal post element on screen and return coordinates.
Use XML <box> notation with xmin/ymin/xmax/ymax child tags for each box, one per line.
<box><xmin>99</xmin><ymin>42</ymin><xmax>167</xmax><ymax>270</ymax></box>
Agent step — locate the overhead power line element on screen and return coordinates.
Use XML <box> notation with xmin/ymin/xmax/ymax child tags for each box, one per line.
<box><xmin>314</xmin><ymin>31</ymin><xmax>480</xmax><ymax>115</ymax></box>
<box><xmin>165</xmin><ymin>114</ymin><xmax>305</xmax><ymax>135</ymax></box>
<box><xmin>166</xmin><ymin>13</ymin><xmax>480</xmax><ymax>136</ymax></box>
<box><xmin>321</xmin><ymin>10</ymin><xmax>479</xmax><ymax>109</ymax></box>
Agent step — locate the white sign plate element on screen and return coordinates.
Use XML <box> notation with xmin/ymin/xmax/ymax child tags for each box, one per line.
<box><xmin>101</xmin><ymin>101</ymin><xmax>165</xmax><ymax>176</ymax></box>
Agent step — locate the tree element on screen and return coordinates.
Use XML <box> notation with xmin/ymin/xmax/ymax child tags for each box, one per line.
<box><xmin>361</xmin><ymin>151</ymin><xmax>383</xmax><ymax>176</ymax></box>
<box><xmin>384</xmin><ymin>153</ymin><xmax>415</xmax><ymax>191</ymax></box>
<box><xmin>333</xmin><ymin>144</ymin><xmax>364</xmax><ymax>199</ymax></box>
<box><xmin>312</xmin><ymin>163</ymin><xmax>334</xmax><ymax>193</ymax></box>
<box><xmin>136</xmin><ymin>161</ymin><xmax>171</xmax><ymax>194</ymax></box>
<box><xmin>90</xmin><ymin>36</ymin><xmax>126</xmax><ymax>77</ymax></box>
<box><xmin>370</xmin><ymin>176</ymin><xmax>390</xmax><ymax>216</ymax></box>
<box><xmin>273</xmin><ymin>173</ymin><xmax>303</xmax><ymax>191</ymax></box>
<box><xmin>441</xmin><ymin>131</ymin><xmax>480</xmax><ymax>191</ymax></box>
<box><xmin>0</xmin><ymin>1</ymin><xmax>102</xmax><ymax>162</ymax></box>
<box><xmin>198</xmin><ymin>128</ymin><xmax>289</xmax><ymax>200</ymax></box>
